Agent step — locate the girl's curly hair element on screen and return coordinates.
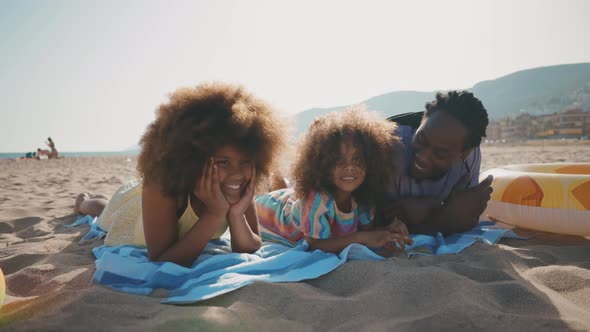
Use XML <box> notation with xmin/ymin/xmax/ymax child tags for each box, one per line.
<box><xmin>292</xmin><ymin>106</ymin><xmax>403</xmax><ymax>207</ymax></box>
<box><xmin>137</xmin><ymin>82</ymin><xmax>286</xmax><ymax>198</ymax></box>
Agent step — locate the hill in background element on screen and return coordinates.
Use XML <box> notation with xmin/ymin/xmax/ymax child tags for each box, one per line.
<box><xmin>294</xmin><ymin>63</ymin><xmax>590</xmax><ymax>136</ymax></box>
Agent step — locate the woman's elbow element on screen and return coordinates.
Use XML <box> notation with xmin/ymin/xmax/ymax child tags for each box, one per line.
<box><xmin>147</xmin><ymin>251</ymin><xmax>171</xmax><ymax>264</ymax></box>
<box><xmin>248</xmin><ymin>237</ymin><xmax>263</xmax><ymax>253</ymax></box>
<box><xmin>148</xmin><ymin>252</ymin><xmax>192</xmax><ymax>267</ymax></box>
<box><xmin>236</xmin><ymin>237</ymin><xmax>262</xmax><ymax>254</ymax></box>
<box><xmin>147</xmin><ymin>249</ymin><xmax>177</xmax><ymax>265</ymax></box>
<box><xmin>147</xmin><ymin>249</ymin><xmax>161</xmax><ymax>262</ymax></box>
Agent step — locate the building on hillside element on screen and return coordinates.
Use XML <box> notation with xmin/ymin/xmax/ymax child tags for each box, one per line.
<box><xmin>487</xmin><ymin>107</ymin><xmax>590</xmax><ymax>141</ymax></box>
<box><xmin>485</xmin><ymin>121</ymin><xmax>501</xmax><ymax>141</ymax></box>
<box><xmin>552</xmin><ymin>108</ymin><xmax>588</xmax><ymax>137</ymax></box>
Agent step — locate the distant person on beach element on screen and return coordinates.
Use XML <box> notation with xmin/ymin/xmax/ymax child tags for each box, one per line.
<box><xmin>46</xmin><ymin>137</ymin><xmax>58</xmax><ymax>159</ymax></box>
<box><xmin>255</xmin><ymin>107</ymin><xmax>413</xmax><ymax>253</ymax></box>
<box><xmin>383</xmin><ymin>91</ymin><xmax>492</xmax><ymax>236</ymax></box>
<box><xmin>23</xmin><ymin>151</ymin><xmax>37</xmax><ymax>159</ymax></box>
<box><xmin>74</xmin><ymin>82</ymin><xmax>286</xmax><ymax>267</ymax></box>
<box><xmin>37</xmin><ymin>148</ymin><xmax>51</xmax><ymax>159</ymax></box>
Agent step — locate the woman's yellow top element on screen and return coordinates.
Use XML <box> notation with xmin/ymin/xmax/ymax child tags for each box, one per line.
<box><xmin>97</xmin><ymin>180</ymin><xmax>228</xmax><ymax>246</ymax></box>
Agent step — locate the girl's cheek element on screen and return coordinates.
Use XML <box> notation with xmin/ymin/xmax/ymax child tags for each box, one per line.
<box><xmin>244</xmin><ymin>164</ymin><xmax>254</xmax><ymax>179</ymax></box>
<box><xmin>216</xmin><ymin>168</ymin><xmax>228</xmax><ymax>182</ymax></box>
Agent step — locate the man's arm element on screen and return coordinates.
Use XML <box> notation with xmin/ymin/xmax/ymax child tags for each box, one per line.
<box><xmin>384</xmin><ymin>147</ymin><xmax>491</xmax><ymax>235</ymax></box>
<box><xmin>421</xmin><ymin>174</ymin><xmax>493</xmax><ymax>235</ymax></box>
<box><xmin>422</xmin><ymin>147</ymin><xmax>490</xmax><ymax>235</ymax></box>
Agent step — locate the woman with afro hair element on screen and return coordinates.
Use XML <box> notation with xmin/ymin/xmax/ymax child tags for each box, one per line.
<box><xmin>74</xmin><ymin>82</ymin><xmax>286</xmax><ymax>266</ymax></box>
<box><xmin>255</xmin><ymin>106</ymin><xmax>413</xmax><ymax>254</ymax></box>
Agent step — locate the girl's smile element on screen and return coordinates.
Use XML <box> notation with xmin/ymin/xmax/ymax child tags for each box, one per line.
<box><xmin>332</xmin><ymin>140</ymin><xmax>366</xmax><ymax>195</ymax></box>
<box><xmin>222</xmin><ymin>183</ymin><xmax>242</xmax><ymax>191</ymax></box>
<box><xmin>214</xmin><ymin>145</ymin><xmax>254</xmax><ymax>204</ymax></box>
<box><xmin>340</xmin><ymin>176</ymin><xmax>359</xmax><ymax>181</ymax></box>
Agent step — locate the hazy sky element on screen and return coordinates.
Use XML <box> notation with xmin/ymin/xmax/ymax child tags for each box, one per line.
<box><xmin>1</xmin><ymin>0</ymin><xmax>589</xmax><ymax>152</ymax></box>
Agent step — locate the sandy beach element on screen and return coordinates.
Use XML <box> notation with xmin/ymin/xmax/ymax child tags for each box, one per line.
<box><xmin>1</xmin><ymin>144</ymin><xmax>589</xmax><ymax>331</ymax></box>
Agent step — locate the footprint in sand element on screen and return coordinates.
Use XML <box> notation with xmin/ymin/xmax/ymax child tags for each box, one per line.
<box><xmin>528</xmin><ymin>266</ymin><xmax>590</xmax><ymax>292</ymax></box>
<box><xmin>5</xmin><ymin>264</ymin><xmax>57</xmax><ymax>297</ymax></box>
<box><xmin>0</xmin><ymin>233</ymin><xmax>24</xmax><ymax>247</ymax></box>
<box><xmin>0</xmin><ymin>254</ymin><xmax>47</xmax><ymax>276</ymax></box>
<box><xmin>1</xmin><ymin>217</ymin><xmax>43</xmax><ymax>233</ymax></box>
<box><xmin>526</xmin><ymin>266</ymin><xmax>590</xmax><ymax>310</ymax></box>
<box><xmin>0</xmin><ymin>222</ymin><xmax>14</xmax><ymax>233</ymax></box>
<box><xmin>15</xmin><ymin>220</ymin><xmax>54</xmax><ymax>239</ymax></box>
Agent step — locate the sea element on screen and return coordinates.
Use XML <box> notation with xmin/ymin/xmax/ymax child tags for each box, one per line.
<box><xmin>0</xmin><ymin>151</ymin><xmax>139</xmax><ymax>159</ymax></box>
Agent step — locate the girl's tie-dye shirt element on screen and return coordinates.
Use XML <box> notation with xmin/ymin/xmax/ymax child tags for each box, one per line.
<box><xmin>255</xmin><ymin>188</ymin><xmax>373</xmax><ymax>245</ymax></box>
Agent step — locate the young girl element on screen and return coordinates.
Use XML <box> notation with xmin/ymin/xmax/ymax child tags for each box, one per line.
<box><xmin>74</xmin><ymin>82</ymin><xmax>286</xmax><ymax>266</ymax></box>
<box><xmin>255</xmin><ymin>107</ymin><xmax>413</xmax><ymax>254</ymax></box>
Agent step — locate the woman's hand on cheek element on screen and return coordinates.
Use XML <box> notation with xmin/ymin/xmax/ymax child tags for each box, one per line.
<box><xmin>194</xmin><ymin>158</ymin><xmax>230</xmax><ymax>217</ymax></box>
<box><xmin>228</xmin><ymin>167</ymin><xmax>256</xmax><ymax>219</ymax></box>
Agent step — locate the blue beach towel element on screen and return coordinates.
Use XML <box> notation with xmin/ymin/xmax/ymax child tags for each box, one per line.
<box><xmin>405</xmin><ymin>221</ymin><xmax>529</xmax><ymax>256</ymax></box>
<box><xmin>70</xmin><ymin>216</ymin><xmax>526</xmax><ymax>304</ymax></box>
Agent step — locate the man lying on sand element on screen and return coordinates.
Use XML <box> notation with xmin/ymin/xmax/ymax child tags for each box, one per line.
<box><xmin>383</xmin><ymin>91</ymin><xmax>493</xmax><ymax>235</ymax></box>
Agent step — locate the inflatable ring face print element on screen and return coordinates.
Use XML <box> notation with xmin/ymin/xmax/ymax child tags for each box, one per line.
<box><xmin>481</xmin><ymin>163</ymin><xmax>590</xmax><ymax>236</ymax></box>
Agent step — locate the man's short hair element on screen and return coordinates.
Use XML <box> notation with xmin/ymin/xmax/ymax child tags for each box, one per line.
<box><xmin>424</xmin><ymin>91</ymin><xmax>489</xmax><ymax>149</ymax></box>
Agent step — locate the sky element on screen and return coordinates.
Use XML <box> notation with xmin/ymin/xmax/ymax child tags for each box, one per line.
<box><xmin>1</xmin><ymin>0</ymin><xmax>589</xmax><ymax>153</ymax></box>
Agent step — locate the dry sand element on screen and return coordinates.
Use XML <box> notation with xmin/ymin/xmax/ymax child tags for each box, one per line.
<box><xmin>1</xmin><ymin>145</ymin><xmax>589</xmax><ymax>331</ymax></box>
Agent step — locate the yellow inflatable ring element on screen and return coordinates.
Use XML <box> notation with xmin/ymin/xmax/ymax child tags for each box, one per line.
<box><xmin>481</xmin><ymin>163</ymin><xmax>590</xmax><ymax>236</ymax></box>
<box><xmin>0</xmin><ymin>267</ymin><xmax>5</xmax><ymax>307</ymax></box>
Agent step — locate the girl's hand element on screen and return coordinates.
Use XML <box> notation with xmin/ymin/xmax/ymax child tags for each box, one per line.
<box><xmin>194</xmin><ymin>158</ymin><xmax>229</xmax><ymax>217</ymax></box>
<box><xmin>386</xmin><ymin>219</ymin><xmax>414</xmax><ymax>247</ymax></box>
<box><xmin>363</xmin><ymin>230</ymin><xmax>407</xmax><ymax>250</ymax></box>
<box><xmin>387</xmin><ymin>218</ymin><xmax>408</xmax><ymax>234</ymax></box>
<box><xmin>228</xmin><ymin>167</ymin><xmax>256</xmax><ymax>219</ymax></box>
